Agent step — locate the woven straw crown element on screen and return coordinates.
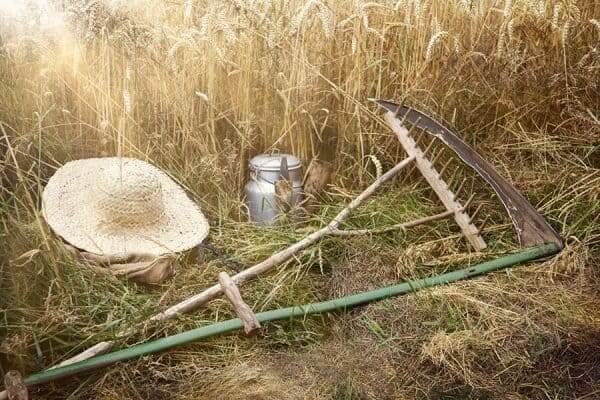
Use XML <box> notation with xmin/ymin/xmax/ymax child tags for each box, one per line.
<box><xmin>95</xmin><ymin>163</ymin><xmax>166</xmax><ymax>230</ymax></box>
<box><xmin>42</xmin><ymin>157</ymin><xmax>209</xmax><ymax>256</ymax></box>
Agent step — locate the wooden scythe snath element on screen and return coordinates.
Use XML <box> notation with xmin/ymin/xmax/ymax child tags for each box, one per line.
<box><xmin>372</xmin><ymin>99</ymin><xmax>564</xmax><ymax>250</ymax></box>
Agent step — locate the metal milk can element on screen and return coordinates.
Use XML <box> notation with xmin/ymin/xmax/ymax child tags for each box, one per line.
<box><xmin>244</xmin><ymin>153</ymin><xmax>303</xmax><ymax>225</ymax></box>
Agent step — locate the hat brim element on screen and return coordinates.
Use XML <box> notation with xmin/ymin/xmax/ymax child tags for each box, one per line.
<box><xmin>42</xmin><ymin>157</ymin><xmax>209</xmax><ymax>256</ymax></box>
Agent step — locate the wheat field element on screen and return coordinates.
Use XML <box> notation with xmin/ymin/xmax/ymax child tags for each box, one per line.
<box><xmin>0</xmin><ymin>0</ymin><xmax>599</xmax><ymax>399</ymax></box>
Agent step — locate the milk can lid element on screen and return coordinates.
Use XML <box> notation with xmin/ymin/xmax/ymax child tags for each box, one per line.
<box><xmin>249</xmin><ymin>153</ymin><xmax>302</xmax><ymax>172</ymax></box>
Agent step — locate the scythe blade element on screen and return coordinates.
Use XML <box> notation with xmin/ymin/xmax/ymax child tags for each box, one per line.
<box><xmin>373</xmin><ymin>99</ymin><xmax>563</xmax><ymax>250</ymax></box>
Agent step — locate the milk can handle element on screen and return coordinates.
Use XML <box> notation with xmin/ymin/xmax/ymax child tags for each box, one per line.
<box><xmin>279</xmin><ymin>156</ymin><xmax>290</xmax><ymax>181</ymax></box>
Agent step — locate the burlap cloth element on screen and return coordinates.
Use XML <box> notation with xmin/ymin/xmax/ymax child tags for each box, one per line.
<box><xmin>63</xmin><ymin>244</ymin><xmax>177</xmax><ymax>285</ymax></box>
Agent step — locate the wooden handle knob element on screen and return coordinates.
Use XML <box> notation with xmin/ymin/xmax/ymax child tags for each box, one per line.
<box><xmin>218</xmin><ymin>272</ymin><xmax>261</xmax><ymax>335</ymax></box>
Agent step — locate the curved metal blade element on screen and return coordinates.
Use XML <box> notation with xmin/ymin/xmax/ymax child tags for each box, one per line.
<box><xmin>373</xmin><ymin>99</ymin><xmax>563</xmax><ymax>249</ymax></box>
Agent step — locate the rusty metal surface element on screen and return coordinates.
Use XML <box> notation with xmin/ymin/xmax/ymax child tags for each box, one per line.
<box><xmin>374</xmin><ymin>99</ymin><xmax>563</xmax><ymax>249</ymax></box>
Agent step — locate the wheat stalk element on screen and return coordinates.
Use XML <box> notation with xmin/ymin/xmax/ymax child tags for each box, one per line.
<box><xmin>496</xmin><ymin>20</ymin><xmax>508</xmax><ymax>58</ymax></box>
<box><xmin>290</xmin><ymin>0</ymin><xmax>319</xmax><ymax>34</ymax></box>
<box><xmin>183</xmin><ymin>0</ymin><xmax>193</xmax><ymax>23</ymax></box>
<box><xmin>122</xmin><ymin>62</ymin><xmax>133</xmax><ymax>115</ymax></box>
<box><xmin>290</xmin><ymin>0</ymin><xmax>334</xmax><ymax>39</ymax></box>
<box><xmin>503</xmin><ymin>0</ymin><xmax>512</xmax><ymax>17</ymax></box>
<box><xmin>351</xmin><ymin>34</ymin><xmax>358</xmax><ymax>54</ymax></box>
<box><xmin>458</xmin><ymin>0</ymin><xmax>472</xmax><ymax>15</ymax></box>
<box><xmin>567</xmin><ymin>3</ymin><xmax>581</xmax><ymax>23</ymax></box>
<box><xmin>122</xmin><ymin>87</ymin><xmax>132</xmax><ymax>115</ymax></box>
<box><xmin>317</xmin><ymin>5</ymin><xmax>334</xmax><ymax>39</ymax></box>
<box><xmin>551</xmin><ymin>4</ymin><xmax>562</xmax><ymax>30</ymax></box>
<box><xmin>507</xmin><ymin>17</ymin><xmax>516</xmax><ymax>44</ymax></box>
<box><xmin>167</xmin><ymin>39</ymin><xmax>187</xmax><ymax>70</ymax></box>
<box><xmin>195</xmin><ymin>90</ymin><xmax>209</xmax><ymax>102</ymax></box>
<box><xmin>561</xmin><ymin>20</ymin><xmax>571</xmax><ymax>47</ymax></box>
<box><xmin>394</xmin><ymin>0</ymin><xmax>406</xmax><ymax>12</ymax></box>
<box><xmin>425</xmin><ymin>30</ymin><xmax>448</xmax><ymax>62</ymax></box>
<box><xmin>213</xmin><ymin>8</ymin><xmax>237</xmax><ymax>44</ymax></box>
<box><xmin>453</xmin><ymin>36</ymin><xmax>460</xmax><ymax>54</ymax></box>
<box><xmin>367</xmin><ymin>155</ymin><xmax>383</xmax><ymax>179</ymax></box>
<box><xmin>591</xmin><ymin>19</ymin><xmax>600</xmax><ymax>37</ymax></box>
<box><xmin>415</xmin><ymin>0</ymin><xmax>430</xmax><ymax>26</ymax></box>
<box><xmin>522</xmin><ymin>0</ymin><xmax>544</xmax><ymax>18</ymax></box>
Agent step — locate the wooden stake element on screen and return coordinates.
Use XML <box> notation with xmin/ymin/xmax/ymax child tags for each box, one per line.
<box><xmin>430</xmin><ymin>147</ymin><xmax>445</xmax><ymax>165</ymax></box>
<box><xmin>453</xmin><ymin>178</ymin><xmax>467</xmax><ymax>198</ymax></box>
<box><xmin>218</xmin><ymin>272</ymin><xmax>261</xmax><ymax>335</ymax></box>
<box><xmin>422</xmin><ymin>138</ymin><xmax>436</xmax><ymax>157</ymax></box>
<box><xmin>329</xmin><ymin>209</ymin><xmax>456</xmax><ymax>236</ymax></box>
<box><xmin>438</xmin><ymin>159</ymin><xmax>453</xmax><ymax>176</ymax></box>
<box><xmin>53</xmin><ymin>342</ymin><xmax>114</xmax><ymax>368</ymax></box>
<box><xmin>471</xmin><ymin>203</ymin><xmax>484</xmax><ymax>221</ymax></box>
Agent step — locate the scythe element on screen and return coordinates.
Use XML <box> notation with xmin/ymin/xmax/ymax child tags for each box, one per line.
<box><xmin>372</xmin><ymin>99</ymin><xmax>563</xmax><ymax>250</ymax></box>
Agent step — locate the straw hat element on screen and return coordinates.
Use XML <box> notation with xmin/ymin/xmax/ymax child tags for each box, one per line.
<box><xmin>42</xmin><ymin>157</ymin><xmax>209</xmax><ymax>256</ymax></box>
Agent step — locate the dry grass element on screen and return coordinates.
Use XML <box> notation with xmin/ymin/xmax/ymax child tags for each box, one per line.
<box><xmin>0</xmin><ymin>0</ymin><xmax>599</xmax><ymax>398</ymax></box>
